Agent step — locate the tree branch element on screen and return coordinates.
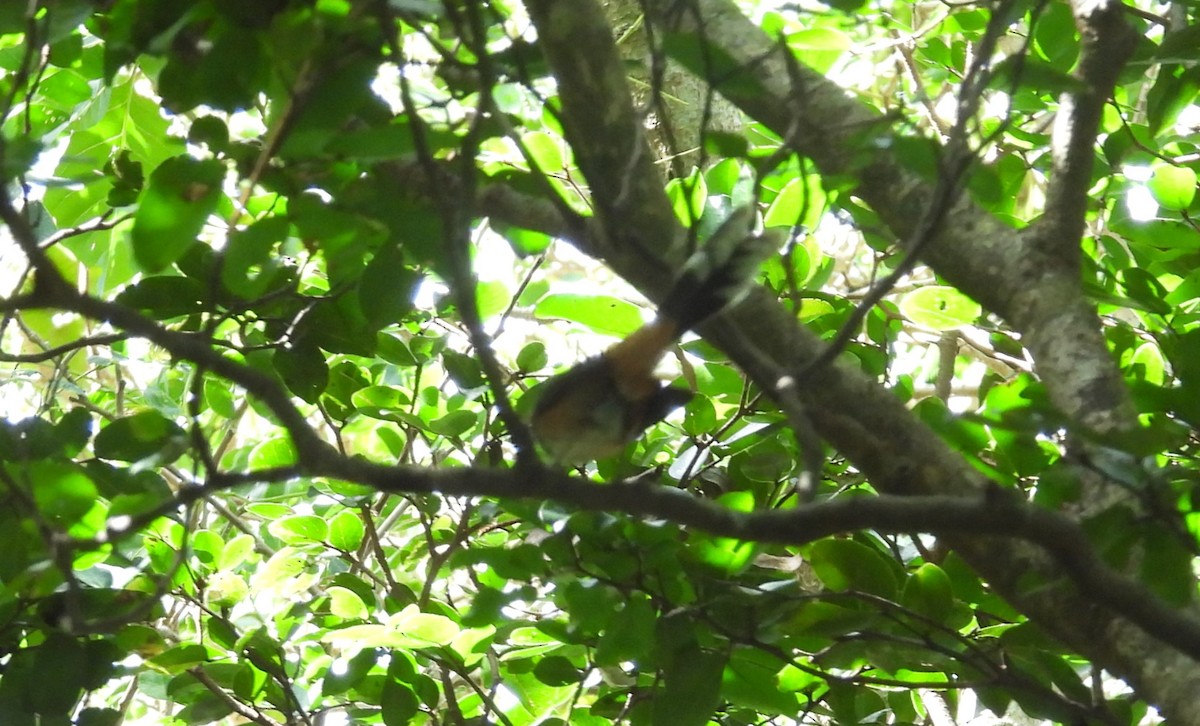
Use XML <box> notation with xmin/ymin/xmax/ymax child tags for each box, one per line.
<box><xmin>0</xmin><ymin>189</ymin><xmax>335</xmax><ymax>469</ymax></box>
<box><xmin>523</xmin><ymin>0</ymin><xmax>682</xmax><ymax>264</ymax></box>
<box><xmin>1031</xmin><ymin>0</ymin><xmax>1139</xmax><ymax>267</ymax></box>
<box><xmin>0</xmin><ymin>332</ymin><xmax>129</xmax><ymax>363</ymax></box>
<box><xmin>519</xmin><ymin>0</ymin><xmax>1200</xmax><ymax>719</ymax></box>
<box><xmin>645</xmin><ymin>0</ymin><xmax>1137</xmax><ymax>439</ymax></box>
<box><xmin>81</xmin><ymin>447</ymin><xmax>1200</xmax><ymax>666</ymax></box>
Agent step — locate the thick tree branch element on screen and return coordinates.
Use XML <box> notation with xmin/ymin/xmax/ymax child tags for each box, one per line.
<box><xmin>1013</xmin><ymin>0</ymin><xmax>1141</xmax><ymax>446</ymax></box>
<box><xmin>646</xmin><ymin>0</ymin><xmax>1137</xmax><ymax>440</ymax></box>
<box><xmin>521</xmin><ymin>0</ymin><xmax>1200</xmax><ymax>720</ymax></box>
<box><xmin>523</xmin><ymin>0</ymin><xmax>681</xmax><ymax>262</ymax></box>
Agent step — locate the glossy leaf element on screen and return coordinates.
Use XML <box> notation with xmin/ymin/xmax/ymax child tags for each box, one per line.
<box><xmin>653</xmin><ymin>644</ymin><xmax>726</xmax><ymax>726</ymax></box>
<box><xmin>93</xmin><ymin>410</ymin><xmax>186</xmax><ymax>464</ymax></box>
<box><xmin>810</xmin><ymin>538</ymin><xmax>901</xmax><ymax>598</ymax></box>
<box><xmin>131</xmin><ymin>156</ymin><xmax>224</xmax><ymax>272</ymax></box>
<box><xmin>1147</xmin><ymin>163</ymin><xmax>1197</xmax><ymax>211</ymax></box>
<box><xmin>534</xmin><ymin>293</ymin><xmax>644</xmax><ymax>337</ymax></box>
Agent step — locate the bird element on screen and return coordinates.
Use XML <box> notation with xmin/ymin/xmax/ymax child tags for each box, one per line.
<box><xmin>530</xmin><ymin>207</ymin><xmax>774</xmax><ymax>463</ymax></box>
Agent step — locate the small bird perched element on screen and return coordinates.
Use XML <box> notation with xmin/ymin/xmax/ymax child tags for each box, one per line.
<box><xmin>530</xmin><ymin>207</ymin><xmax>774</xmax><ymax>463</ymax></box>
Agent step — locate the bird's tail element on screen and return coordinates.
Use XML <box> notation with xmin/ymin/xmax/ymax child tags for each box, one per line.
<box><xmin>659</xmin><ymin>206</ymin><xmax>775</xmax><ymax>333</ymax></box>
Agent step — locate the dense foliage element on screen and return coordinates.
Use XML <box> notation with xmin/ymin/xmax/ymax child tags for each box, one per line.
<box><xmin>2</xmin><ymin>0</ymin><xmax>1200</xmax><ymax>724</ymax></box>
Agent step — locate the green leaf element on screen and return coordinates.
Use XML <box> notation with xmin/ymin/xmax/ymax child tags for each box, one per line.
<box><xmin>27</xmin><ymin>461</ymin><xmax>100</xmax><ymax>529</ymax></box>
<box><xmin>522</xmin><ymin>130</ymin><xmax>565</xmax><ymax>171</ymax></box>
<box><xmin>222</xmin><ymin>216</ymin><xmax>289</xmax><ymax>300</ymax></box>
<box><xmin>705</xmin><ymin>158</ymin><xmax>744</xmax><ymax>196</ymax></box>
<box><xmin>786</xmin><ymin>27</ymin><xmax>851</xmax><ymax>71</ymax></box>
<box><xmin>890</xmin><ymin>136</ymin><xmax>939</xmax><ymax>180</ymax></box>
<box><xmin>131</xmin><ymin>155</ymin><xmax>225</xmax><ymax>272</ymax></box>
<box><xmin>1140</xmin><ymin>525</ymin><xmax>1193</xmax><ymax>605</ymax></box>
<box><xmin>204</xmin><ymin>377</ymin><xmax>238</xmax><ymax>418</ymax></box>
<box><xmin>594</xmin><ymin>594</ymin><xmax>656</xmax><ymax>666</ymax></box>
<box><xmin>763</xmin><ymin>176</ymin><xmax>819</xmax><ymax>229</ymax></box>
<box><xmin>516</xmin><ymin>341</ymin><xmax>548</xmax><ymax>372</ymax></box>
<box><xmin>192</xmin><ymin>529</ymin><xmax>224</xmax><ymax>567</ymax></box>
<box><xmin>534</xmin><ymin>294</ymin><xmax>644</xmax><ymax>337</ymax></box>
<box><xmin>533</xmin><ymin>655</ymin><xmax>582</xmax><ymax>686</ymax></box>
<box><xmin>325</xmin><ymin>124</ymin><xmax>417</xmax><ymax>161</ymax></box>
<box><xmin>663</xmin><ymin>31</ymin><xmax>766</xmax><ymax>98</ymax></box>
<box><xmin>377</xmin><ymin>333</ymin><xmax>420</xmax><ymax>366</ymax></box>
<box><xmin>899</xmin><ymin>285</ymin><xmax>982</xmax><ymax>330</ymax></box>
<box><xmin>381</xmin><ymin>680</ymin><xmax>419</xmax><ymax>726</ymax></box>
<box><xmin>561</xmin><ymin>579</ymin><xmax>620</xmax><ymax>636</ymax></box>
<box><xmin>722</xmin><ymin>650</ymin><xmax>800</xmax><ymax>716</ymax></box>
<box><xmin>189</xmin><ymin>115</ymin><xmax>230</xmax><ymax>151</ymax></box>
<box><xmin>0</xmin><ymin>416</ymin><xmax>61</xmax><ymax>460</ymax></box>
<box><xmin>278</xmin><ymin>56</ymin><xmax>381</xmax><ymax>158</ymax></box>
<box><xmin>443</xmin><ymin>350</ymin><xmax>484</xmax><ymax>390</ymax></box>
<box><xmin>1147</xmin><ymin>163</ymin><xmax>1197</xmax><ymax>211</ymax></box>
<box><xmin>328</xmin><ymin>586</ymin><xmax>370</xmax><ymax>620</ymax></box>
<box><xmin>429</xmin><ymin>410</ymin><xmax>478</xmax><ymax>437</ymax></box>
<box><xmin>255</xmin><ymin>547</ymin><xmax>315</xmax><ymax>596</ymax></box>
<box><xmin>158</xmin><ymin>24</ymin><xmax>264</xmax><ymax>112</ymax></box>
<box><xmin>497</xmin><ymin>223</ymin><xmax>553</xmax><ymax>256</ymax></box>
<box><xmin>691</xmin><ymin>492</ymin><xmax>756</xmax><ymax>573</ymax></box>
<box><xmin>93</xmin><ymin>410</ymin><xmax>187</xmax><ymax>464</ymax></box>
<box><xmin>104</xmin><ymin>148</ymin><xmax>144</xmax><ymax>207</ymax></box>
<box><xmin>1130</xmin><ymin>342</ymin><xmax>1165</xmax><ymax>385</ymax></box>
<box><xmin>206</xmin><ymin>571</ymin><xmax>249</xmax><ymax>608</ymax></box>
<box><xmin>323</xmin><ymin>649</ymin><xmax>377</xmax><ymax>696</ymax></box>
<box><xmin>268</xmin><ymin>514</ymin><xmax>329</xmax><ymax>545</ymax></box>
<box><xmin>56</xmin><ymin>407</ymin><xmax>94</xmax><ymax>456</ymax></box>
<box><xmin>990</xmin><ymin>56</ymin><xmax>1087</xmax><ymax>96</ymax></box>
<box><xmin>1146</xmin><ymin>65</ymin><xmax>1200</xmax><ymax>136</ymax></box>
<box><xmin>682</xmin><ymin>394</ymin><xmax>717</xmax><ymax>437</ymax></box>
<box><xmin>391</xmin><ymin>607</ymin><xmax>461</xmax><ymax>646</ymax></box>
<box><xmin>116</xmin><ymin>275</ymin><xmax>207</xmax><ymax>319</ymax></box>
<box><xmin>329</xmin><ymin>510</ymin><xmax>365</xmax><ymax>551</ymax></box>
<box><xmin>810</xmin><ymin>538</ymin><xmax>900</xmax><ymax>598</ymax></box>
<box><xmin>149</xmin><ymin>644</ymin><xmax>211</xmax><ymax>674</ymax></box>
<box><xmin>900</xmin><ymin>563</ymin><xmax>954</xmax><ymax>621</ymax></box>
<box><xmin>359</xmin><ymin>245</ymin><xmax>419</xmax><ymax>328</ymax></box>
<box><xmin>27</xmin><ymin>633</ymin><xmax>89</xmax><ymax>715</ymax></box>
<box><xmin>1170</xmin><ymin>328</ymin><xmax>1200</xmax><ymax>386</ymax></box>
<box><xmin>730</xmin><ymin>440</ymin><xmax>793</xmax><ymax>484</ymax></box>
<box><xmin>704</xmin><ymin>131</ymin><xmax>750</xmax><ymax>159</ymax></box>
<box><xmin>475</xmin><ymin>279</ymin><xmax>511</xmax><ymax>321</ymax></box>
<box><xmin>1032</xmin><ymin>2</ymin><xmax>1078</xmax><ymax>69</ymax></box>
<box><xmin>666</xmin><ymin>170</ymin><xmax>707</xmax><ymax>227</ymax></box>
<box><xmin>46</xmin><ymin>79</ymin><xmax>181</xmax><ymax>231</ymax></box>
<box><xmin>1157</xmin><ymin>24</ymin><xmax>1200</xmax><ymax>62</ymax></box>
<box><xmin>173</xmin><ymin>693</ymin><xmax>235</xmax><ymax>724</ymax></box>
<box><xmin>1118</xmin><ymin>268</ymin><xmax>1171</xmax><ymax>315</ymax></box>
<box><xmin>248</xmin><ymin>437</ymin><xmax>298</xmax><ymax>468</ymax></box>
<box><xmin>351</xmin><ymin>385</ymin><xmax>412</xmax><ymax>421</ymax></box>
<box><xmin>219</xmin><ymin>534</ymin><xmax>256</xmax><ymax>571</ymax></box>
<box><xmin>653</xmin><ymin>645</ymin><xmax>726</xmax><ymax>726</ymax></box>
<box><xmin>273</xmin><ymin>343</ymin><xmax>330</xmax><ymax>403</ymax></box>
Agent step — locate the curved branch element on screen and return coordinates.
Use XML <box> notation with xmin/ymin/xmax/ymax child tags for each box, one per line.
<box><xmin>0</xmin><ymin>332</ymin><xmax>129</xmax><ymax>363</ymax></box>
<box><xmin>82</xmin><ymin>448</ymin><xmax>1200</xmax><ymax>666</ymax></box>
